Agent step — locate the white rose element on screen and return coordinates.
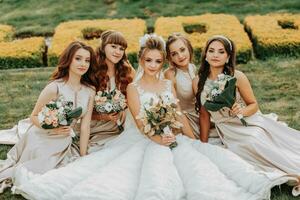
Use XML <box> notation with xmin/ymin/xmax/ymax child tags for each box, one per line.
<box><xmin>104</xmin><ymin>103</ymin><xmax>113</xmax><ymax>113</ymax></box>
<box><xmin>163</xmin><ymin>126</ymin><xmax>172</xmax><ymax>135</ymax></box>
<box><xmin>144</xmin><ymin>124</ymin><xmax>151</xmax><ymax>133</ymax></box>
<box><xmin>217</xmin><ymin>73</ymin><xmax>225</xmax><ymax>81</ymax></box>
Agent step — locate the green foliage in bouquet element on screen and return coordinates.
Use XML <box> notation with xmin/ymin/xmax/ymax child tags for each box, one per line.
<box><xmin>204</xmin><ymin>77</ymin><xmax>237</xmax><ymax>112</ymax></box>
<box><xmin>204</xmin><ymin>76</ymin><xmax>247</xmax><ymax>126</ymax></box>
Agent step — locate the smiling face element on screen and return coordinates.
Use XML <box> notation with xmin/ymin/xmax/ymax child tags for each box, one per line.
<box><xmin>205</xmin><ymin>40</ymin><xmax>229</xmax><ymax>69</ymax></box>
<box><xmin>69</xmin><ymin>48</ymin><xmax>91</xmax><ymax>76</ymax></box>
<box><xmin>104</xmin><ymin>43</ymin><xmax>125</xmax><ymax>65</ymax></box>
<box><xmin>141</xmin><ymin>49</ymin><xmax>164</xmax><ymax>78</ymax></box>
<box><xmin>169</xmin><ymin>39</ymin><xmax>191</xmax><ymax>68</ymax></box>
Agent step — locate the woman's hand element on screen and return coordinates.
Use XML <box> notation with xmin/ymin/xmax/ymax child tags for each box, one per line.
<box><xmin>107</xmin><ymin>112</ymin><xmax>119</xmax><ymax>122</ymax></box>
<box><xmin>50</xmin><ymin>126</ymin><xmax>71</xmax><ymax>136</ymax></box>
<box><xmin>231</xmin><ymin>102</ymin><xmax>243</xmax><ymax>116</ymax></box>
<box><xmin>160</xmin><ymin>134</ymin><xmax>176</xmax><ymax>146</ymax></box>
<box><xmin>92</xmin><ymin>112</ymin><xmax>119</xmax><ymax>122</ymax></box>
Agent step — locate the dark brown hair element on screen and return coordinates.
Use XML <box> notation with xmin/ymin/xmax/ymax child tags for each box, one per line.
<box><xmin>195</xmin><ymin>36</ymin><xmax>236</xmax><ymax>113</ymax></box>
<box><xmin>95</xmin><ymin>30</ymin><xmax>133</xmax><ymax>96</ymax></box>
<box><xmin>50</xmin><ymin>41</ymin><xmax>98</xmax><ymax>88</ymax></box>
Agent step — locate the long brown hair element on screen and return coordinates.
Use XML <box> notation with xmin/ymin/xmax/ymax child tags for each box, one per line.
<box><xmin>195</xmin><ymin>36</ymin><xmax>236</xmax><ymax>113</ymax></box>
<box><xmin>166</xmin><ymin>32</ymin><xmax>194</xmax><ymax>71</ymax></box>
<box><xmin>50</xmin><ymin>41</ymin><xmax>98</xmax><ymax>88</ymax></box>
<box><xmin>95</xmin><ymin>30</ymin><xmax>133</xmax><ymax>96</ymax></box>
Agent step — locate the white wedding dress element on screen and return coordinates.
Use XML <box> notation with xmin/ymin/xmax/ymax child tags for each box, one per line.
<box><xmin>11</xmin><ymin>80</ymin><xmax>295</xmax><ymax>200</ymax></box>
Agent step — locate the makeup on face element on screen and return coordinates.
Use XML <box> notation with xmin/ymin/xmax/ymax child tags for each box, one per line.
<box><xmin>142</xmin><ymin>49</ymin><xmax>164</xmax><ymax>77</ymax></box>
<box><xmin>104</xmin><ymin>43</ymin><xmax>125</xmax><ymax>64</ymax></box>
<box><xmin>206</xmin><ymin>40</ymin><xmax>229</xmax><ymax>68</ymax></box>
<box><xmin>70</xmin><ymin>48</ymin><xmax>91</xmax><ymax>76</ymax></box>
<box><xmin>169</xmin><ymin>39</ymin><xmax>190</xmax><ymax>68</ymax></box>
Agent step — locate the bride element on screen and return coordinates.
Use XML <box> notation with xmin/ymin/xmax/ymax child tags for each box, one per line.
<box><xmin>11</xmin><ymin>34</ymin><xmax>296</xmax><ymax>200</ymax></box>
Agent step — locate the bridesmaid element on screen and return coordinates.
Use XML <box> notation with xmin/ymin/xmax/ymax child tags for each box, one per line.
<box><xmin>75</xmin><ymin>30</ymin><xmax>135</xmax><ymax>153</ymax></box>
<box><xmin>164</xmin><ymin>33</ymin><xmax>219</xmax><ymax>142</ymax></box>
<box><xmin>0</xmin><ymin>41</ymin><xmax>96</xmax><ymax>192</ymax></box>
<box><xmin>193</xmin><ymin>35</ymin><xmax>300</xmax><ymax>196</ymax></box>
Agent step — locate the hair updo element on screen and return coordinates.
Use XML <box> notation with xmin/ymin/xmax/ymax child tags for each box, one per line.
<box><xmin>138</xmin><ymin>34</ymin><xmax>166</xmax><ymax>61</ymax></box>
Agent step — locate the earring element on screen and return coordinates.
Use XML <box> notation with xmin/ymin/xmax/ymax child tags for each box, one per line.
<box><xmin>205</xmin><ymin>58</ymin><xmax>208</xmax><ymax>62</ymax></box>
<box><xmin>226</xmin><ymin>59</ymin><xmax>229</xmax><ymax>63</ymax></box>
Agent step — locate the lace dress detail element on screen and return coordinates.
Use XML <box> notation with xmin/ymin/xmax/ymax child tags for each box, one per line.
<box><xmin>133</xmin><ymin>80</ymin><xmax>173</xmax><ymax>117</ymax></box>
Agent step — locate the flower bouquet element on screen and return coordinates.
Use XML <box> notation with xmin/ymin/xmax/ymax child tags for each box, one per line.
<box><xmin>94</xmin><ymin>89</ymin><xmax>127</xmax><ymax>131</ymax></box>
<box><xmin>38</xmin><ymin>95</ymin><xmax>82</xmax><ymax>136</ymax></box>
<box><xmin>204</xmin><ymin>74</ymin><xmax>247</xmax><ymax>126</ymax></box>
<box><xmin>136</xmin><ymin>93</ymin><xmax>183</xmax><ymax>149</ymax></box>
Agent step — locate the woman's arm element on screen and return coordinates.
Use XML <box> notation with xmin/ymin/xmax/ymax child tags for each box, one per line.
<box><xmin>79</xmin><ymin>90</ymin><xmax>95</xmax><ymax>156</ymax></box>
<box><xmin>193</xmin><ymin>77</ymin><xmax>210</xmax><ymax>142</ymax></box>
<box><xmin>232</xmin><ymin>70</ymin><xmax>259</xmax><ymax>117</ymax></box>
<box><xmin>192</xmin><ymin>76</ymin><xmax>199</xmax><ymax>96</ymax></box>
<box><xmin>127</xmin><ymin>83</ymin><xmax>175</xmax><ymax>146</ymax></box>
<box><xmin>164</xmin><ymin>68</ymin><xmax>176</xmax><ymax>89</ymax></box>
<box><xmin>199</xmin><ymin>106</ymin><xmax>210</xmax><ymax>142</ymax></box>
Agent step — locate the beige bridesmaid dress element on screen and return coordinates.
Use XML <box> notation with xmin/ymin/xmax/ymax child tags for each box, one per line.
<box><xmin>175</xmin><ymin>64</ymin><xmax>220</xmax><ymax>144</ymax></box>
<box><xmin>74</xmin><ymin>76</ymin><xmax>125</xmax><ymax>153</ymax></box>
<box><xmin>201</xmin><ymin>78</ymin><xmax>300</xmax><ymax>193</ymax></box>
<box><xmin>0</xmin><ymin>79</ymin><xmax>94</xmax><ymax>190</ymax></box>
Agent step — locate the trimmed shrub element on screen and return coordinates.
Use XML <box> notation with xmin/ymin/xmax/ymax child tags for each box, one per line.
<box><xmin>244</xmin><ymin>13</ymin><xmax>300</xmax><ymax>59</ymax></box>
<box><xmin>0</xmin><ymin>25</ymin><xmax>45</xmax><ymax>69</ymax></box>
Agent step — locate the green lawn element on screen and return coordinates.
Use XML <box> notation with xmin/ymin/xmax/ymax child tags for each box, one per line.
<box><xmin>0</xmin><ymin>0</ymin><xmax>300</xmax><ymax>36</ymax></box>
<box><xmin>0</xmin><ymin>57</ymin><xmax>299</xmax><ymax>199</ymax></box>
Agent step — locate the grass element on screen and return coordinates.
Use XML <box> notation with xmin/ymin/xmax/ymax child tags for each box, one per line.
<box><xmin>0</xmin><ymin>0</ymin><xmax>300</xmax><ymax>36</ymax></box>
<box><xmin>0</xmin><ymin>57</ymin><xmax>299</xmax><ymax>199</ymax></box>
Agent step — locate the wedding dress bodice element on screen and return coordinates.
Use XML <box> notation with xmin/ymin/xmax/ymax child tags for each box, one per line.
<box><xmin>133</xmin><ymin>80</ymin><xmax>174</xmax><ymax>117</ymax></box>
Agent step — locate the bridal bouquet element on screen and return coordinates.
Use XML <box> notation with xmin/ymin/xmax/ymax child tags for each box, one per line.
<box><xmin>136</xmin><ymin>93</ymin><xmax>183</xmax><ymax>149</ymax></box>
<box><xmin>38</xmin><ymin>95</ymin><xmax>82</xmax><ymax>136</ymax></box>
<box><xmin>204</xmin><ymin>73</ymin><xmax>247</xmax><ymax>126</ymax></box>
<box><xmin>94</xmin><ymin>89</ymin><xmax>127</xmax><ymax>131</ymax></box>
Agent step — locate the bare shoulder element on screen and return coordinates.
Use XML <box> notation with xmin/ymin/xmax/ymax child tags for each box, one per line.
<box><xmin>43</xmin><ymin>81</ymin><xmax>59</xmax><ymax>94</ymax></box>
<box><xmin>127</xmin><ymin>82</ymin><xmax>137</xmax><ymax>94</ymax></box>
<box><xmin>234</xmin><ymin>70</ymin><xmax>251</xmax><ymax>88</ymax></box>
<box><xmin>164</xmin><ymin>68</ymin><xmax>175</xmax><ymax>80</ymax></box>
<box><xmin>234</xmin><ymin>70</ymin><xmax>247</xmax><ymax>80</ymax></box>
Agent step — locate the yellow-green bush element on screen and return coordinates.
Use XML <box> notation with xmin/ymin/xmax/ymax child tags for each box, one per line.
<box><xmin>0</xmin><ymin>25</ymin><xmax>45</xmax><ymax>69</ymax></box>
<box><xmin>155</xmin><ymin>14</ymin><xmax>252</xmax><ymax>63</ymax></box>
<box><xmin>49</xmin><ymin>18</ymin><xmax>146</xmax><ymax>67</ymax></box>
<box><xmin>244</xmin><ymin>13</ymin><xmax>300</xmax><ymax>59</ymax></box>
<box><xmin>0</xmin><ymin>25</ymin><xmax>14</xmax><ymax>41</ymax></box>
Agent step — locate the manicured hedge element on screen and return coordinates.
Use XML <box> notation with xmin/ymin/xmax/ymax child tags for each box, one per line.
<box><xmin>0</xmin><ymin>25</ymin><xmax>45</xmax><ymax>69</ymax></box>
<box><xmin>244</xmin><ymin>13</ymin><xmax>300</xmax><ymax>59</ymax></box>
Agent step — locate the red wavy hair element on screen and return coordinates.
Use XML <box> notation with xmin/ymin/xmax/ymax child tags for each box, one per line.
<box><xmin>95</xmin><ymin>30</ymin><xmax>133</xmax><ymax>96</ymax></box>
